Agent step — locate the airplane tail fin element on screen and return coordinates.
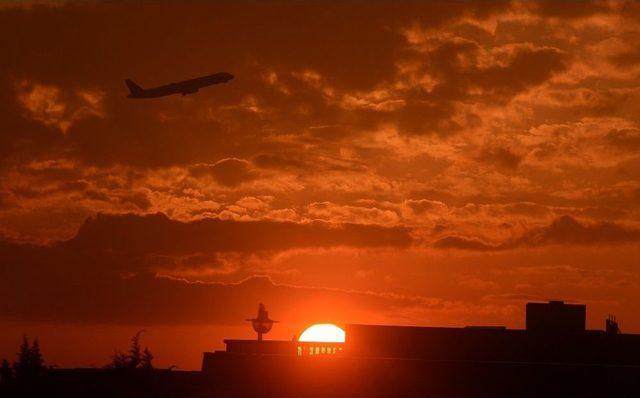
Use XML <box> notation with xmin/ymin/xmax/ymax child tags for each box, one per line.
<box><xmin>125</xmin><ymin>79</ymin><xmax>143</xmax><ymax>95</ymax></box>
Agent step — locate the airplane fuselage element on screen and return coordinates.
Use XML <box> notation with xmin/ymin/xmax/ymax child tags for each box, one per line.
<box><xmin>126</xmin><ymin>72</ymin><xmax>234</xmax><ymax>99</ymax></box>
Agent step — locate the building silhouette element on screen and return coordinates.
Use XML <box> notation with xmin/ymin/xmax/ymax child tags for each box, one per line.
<box><xmin>203</xmin><ymin>300</ymin><xmax>640</xmax><ymax>368</ymax></box>
<box><xmin>197</xmin><ymin>300</ymin><xmax>640</xmax><ymax>397</ymax></box>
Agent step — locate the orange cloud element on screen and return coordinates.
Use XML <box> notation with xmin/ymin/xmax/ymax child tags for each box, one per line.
<box><xmin>15</xmin><ymin>79</ymin><xmax>104</xmax><ymax>134</ymax></box>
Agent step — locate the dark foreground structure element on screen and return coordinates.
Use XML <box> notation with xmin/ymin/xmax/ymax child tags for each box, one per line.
<box><xmin>3</xmin><ymin>301</ymin><xmax>639</xmax><ymax>397</ymax></box>
<box><xmin>199</xmin><ymin>300</ymin><xmax>640</xmax><ymax>397</ymax></box>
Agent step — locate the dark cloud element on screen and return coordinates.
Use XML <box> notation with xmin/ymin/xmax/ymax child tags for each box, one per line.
<box><xmin>517</xmin><ymin>215</ymin><xmax>640</xmax><ymax>246</ymax></box>
<box><xmin>0</xmin><ymin>265</ymin><xmax>419</xmax><ymax>325</ymax></box>
<box><xmin>609</xmin><ymin>45</ymin><xmax>640</xmax><ymax>67</ymax></box>
<box><xmin>189</xmin><ymin>158</ymin><xmax>257</xmax><ymax>187</ymax></box>
<box><xmin>253</xmin><ymin>151</ymin><xmax>366</xmax><ymax>174</ymax></box>
<box><xmin>433</xmin><ymin>236</ymin><xmax>499</xmax><ymax>251</ymax></box>
<box><xmin>477</xmin><ymin>146</ymin><xmax>523</xmax><ymax>170</ymax></box>
<box><xmin>0</xmin><ymin>212</ymin><xmax>414</xmax><ymax>323</ymax></box>
<box><xmin>116</xmin><ymin>191</ymin><xmax>152</xmax><ymax>210</ymax></box>
<box><xmin>66</xmin><ymin>212</ymin><xmax>412</xmax><ymax>255</ymax></box>
<box><xmin>471</xmin><ymin>46</ymin><xmax>566</xmax><ymax>100</ymax></box>
<box><xmin>405</xmin><ymin>199</ymin><xmax>446</xmax><ymax>215</ymax></box>
<box><xmin>395</xmin><ymin>97</ymin><xmax>467</xmax><ymax>136</ymax></box>
<box><xmin>421</xmin><ymin>41</ymin><xmax>566</xmax><ymax>104</ymax></box>
<box><xmin>0</xmin><ymin>189</ymin><xmax>13</xmax><ymax>210</ymax></box>
<box><xmin>605</xmin><ymin>129</ymin><xmax>640</xmax><ymax>150</ymax></box>
<box><xmin>254</xmin><ymin>152</ymin><xmax>308</xmax><ymax>170</ymax></box>
<box><xmin>527</xmin><ymin>88</ymin><xmax>639</xmax><ymax>123</ymax></box>
<box><xmin>394</xmin><ymin>40</ymin><xmax>566</xmax><ymax>135</ymax></box>
<box><xmin>530</xmin><ymin>0</ymin><xmax>612</xmax><ymax>19</ymax></box>
<box><xmin>305</xmin><ymin>125</ymin><xmax>353</xmax><ymax>142</ymax></box>
<box><xmin>434</xmin><ymin>216</ymin><xmax>640</xmax><ymax>251</ymax></box>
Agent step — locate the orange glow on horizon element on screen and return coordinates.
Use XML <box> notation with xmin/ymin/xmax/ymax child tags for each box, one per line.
<box><xmin>298</xmin><ymin>324</ymin><xmax>346</xmax><ymax>343</ymax></box>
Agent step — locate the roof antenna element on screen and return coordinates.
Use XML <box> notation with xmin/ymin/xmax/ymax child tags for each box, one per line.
<box><xmin>606</xmin><ymin>314</ymin><xmax>620</xmax><ymax>335</ymax></box>
<box><xmin>246</xmin><ymin>303</ymin><xmax>278</xmax><ymax>341</ymax></box>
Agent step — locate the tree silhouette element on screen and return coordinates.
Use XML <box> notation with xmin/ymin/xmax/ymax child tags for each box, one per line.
<box><xmin>141</xmin><ymin>347</ymin><xmax>154</xmax><ymax>369</ymax></box>
<box><xmin>107</xmin><ymin>330</ymin><xmax>154</xmax><ymax>370</ymax></box>
<box><xmin>108</xmin><ymin>351</ymin><xmax>129</xmax><ymax>369</ymax></box>
<box><xmin>127</xmin><ymin>331</ymin><xmax>143</xmax><ymax>369</ymax></box>
<box><xmin>0</xmin><ymin>359</ymin><xmax>13</xmax><ymax>384</ymax></box>
<box><xmin>14</xmin><ymin>336</ymin><xmax>30</xmax><ymax>377</ymax></box>
<box><xmin>29</xmin><ymin>339</ymin><xmax>43</xmax><ymax>370</ymax></box>
<box><xmin>12</xmin><ymin>335</ymin><xmax>45</xmax><ymax>379</ymax></box>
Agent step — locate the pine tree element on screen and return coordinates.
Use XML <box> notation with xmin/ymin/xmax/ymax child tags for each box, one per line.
<box><xmin>127</xmin><ymin>331</ymin><xmax>143</xmax><ymax>369</ymax></box>
<box><xmin>141</xmin><ymin>347</ymin><xmax>154</xmax><ymax>369</ymax></box>
<box><xmin>107</xmin><ymin>330</ymin><xmax>151</xmax><ymax>369</ymax></box>
<box><xmin>12</xmin><ymin>335</ymin><xmax>45</xmax><ymax>379</ymax></box>
<box><xmin>108</xmin><ymin>351</ymin><xmax>129</xmax><ymax>369</ymax></box>
<box><xmin>0</xmin><ymin>359</ymin><xmax>13</xmax><ymax>384</ymax></box>
<box><xmin>13</xmin><ymin>335</ymin><xmax>31</xmax><ymax>378</ymax></box>
<box><xmin>29</xmin><ymin>338</ymin><xmax>44</xmax><ymax>371</ymax></box>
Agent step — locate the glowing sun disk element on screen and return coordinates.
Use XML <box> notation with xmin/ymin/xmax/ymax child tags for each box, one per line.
<box><xmin>299</xmin><ymin>323</ymin><xmax>345</xmax><ymax>342</ymax></box>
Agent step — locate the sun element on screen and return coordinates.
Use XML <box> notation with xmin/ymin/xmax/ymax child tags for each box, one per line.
<box><xmin>298</xmin><ymin>323</ymin><xmax>345</xmax><ymax>343</ymax></box>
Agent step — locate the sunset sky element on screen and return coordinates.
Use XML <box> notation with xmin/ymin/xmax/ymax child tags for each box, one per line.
<box><xmin>1</xmin><ymin>0</ymin><xmax>640</xmax><ymax>369</ymax></box>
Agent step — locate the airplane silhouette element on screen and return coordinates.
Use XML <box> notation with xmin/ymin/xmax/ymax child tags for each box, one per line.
<box><xmin>125</xmin><ymin>72</ymin><xmax>234</xmax><ymax>98</ymax></box>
